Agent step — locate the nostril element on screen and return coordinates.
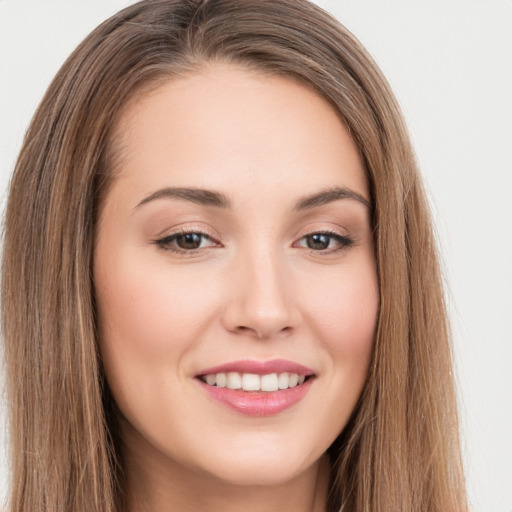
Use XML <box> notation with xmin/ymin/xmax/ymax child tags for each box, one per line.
<box><xmin>233</xmin><ymin>324</ymin><xmax>293</xmax><ymax>339</ymax></box>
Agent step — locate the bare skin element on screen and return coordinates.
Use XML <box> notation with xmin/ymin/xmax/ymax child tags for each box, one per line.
<box><xmin>94</xmin><ymin>63</ymin><xmax>378</xmax><ymax>512</ymax></box>
<box><xmin>123</xmin><ymin>425</ymin><xmax>331</xmax><ymax>512</ymax></box>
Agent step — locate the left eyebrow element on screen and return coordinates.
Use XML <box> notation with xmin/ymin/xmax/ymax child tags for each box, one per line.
<box><xmin>293</xmin><ymin>186</ymin><xmax>371</xmax><ymax>211</ymax></box>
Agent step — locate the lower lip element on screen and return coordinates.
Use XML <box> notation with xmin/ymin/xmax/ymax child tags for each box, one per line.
<box><xmin>198</xmin><ymin>378</ymin><xmax>314</xmax><ymax>416</ymax></box>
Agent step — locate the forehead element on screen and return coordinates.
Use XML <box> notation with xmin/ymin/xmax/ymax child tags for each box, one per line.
<box><xmin>108</xmin><ymin>63</ymin><xmax>368</xmax><ymax>206</ymax></box>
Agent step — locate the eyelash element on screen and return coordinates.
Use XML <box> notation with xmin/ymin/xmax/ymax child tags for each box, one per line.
<box><xmin>296</xmin><ymin>231</ymin><xmax>354</xmax><ymax>253</ymax></box>
<box><xmin>153</xmin><ymin>229</ymin><xmax>354</xmax><ymax>256</ymax></box>
<box><xmin>153</xmin><ymin>229</ymin><xmax>218</xmax><ymax>256</ymax></box>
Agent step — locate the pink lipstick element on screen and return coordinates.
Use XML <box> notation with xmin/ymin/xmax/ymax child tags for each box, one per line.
<box><xmin>195</xmin><ymin>359</ymin><xmax>315</xmax><ymax>416</ymax></box>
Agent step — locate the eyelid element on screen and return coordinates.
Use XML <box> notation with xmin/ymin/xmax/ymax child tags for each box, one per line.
<box><xmin>293</xmin><ymin>223</ymin><xmax>350</xmax><ymax>241</ymax></box>
<box><xmin>155</xmin><ymin>224</ymin><xmax>219</xmax><ymax>241</ymax></box>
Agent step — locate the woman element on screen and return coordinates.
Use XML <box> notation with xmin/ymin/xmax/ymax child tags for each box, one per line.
<box><xmin>1</xmin><ymin>0</ymin><xmax>467</xmax><ymax>511</ymax></box>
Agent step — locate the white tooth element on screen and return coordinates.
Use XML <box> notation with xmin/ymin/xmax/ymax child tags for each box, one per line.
<box><xmin>216</xmin><ymin>373</ymin><xmax>227</xmax><ymax>388</ymax></box>
<box><xmin>278</xmin><ymin>372</ymin><xmax>290</xmax><ymax>390</ymax></box>
<box><xmin>261</xmin><ymin>373</ymin><xmax>279</xmax><ymax>392</ymax></box>
<box><xmin>227</xmin><ymin>372</ymin><xmax>242</xmax><ymax>389</ymax></box>
<box><xmin>298</xmin><ymin>375</ymin><xmax>306</xmax><ymax>385</ymax></box>
<box><xmin>242</xmin><ymin>373</ymin><xmax>260</xmax><ymax>391</ymax></box>
<box><xmin>205</xmin><ymin>374</ymin><xmax>216</xmax><ymax>386</ymax></box>
<box><xmin>288</xmin><ymin>373</ymin><xmax>299</xmax><ymax>387</ymax></box>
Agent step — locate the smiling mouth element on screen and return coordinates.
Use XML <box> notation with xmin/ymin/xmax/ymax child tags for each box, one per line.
<box><xmin>198</xmin><ymin>372</ymin><xmax>311</xmax><ymax>392</ymax></box>
<box><xmin>196</xmin><ymin>361</ymin><xmax>315</xmax><ymax>415</ymax></box>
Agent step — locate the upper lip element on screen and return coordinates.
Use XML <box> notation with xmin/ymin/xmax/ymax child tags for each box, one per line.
<box><xmin>196</xmin><ymin>359</ymin><xmax>315</xmax><ymax>377</ymax></box>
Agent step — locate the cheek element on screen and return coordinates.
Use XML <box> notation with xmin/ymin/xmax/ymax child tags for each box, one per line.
<box><xmin>96</xmin><ymin>251</ymin><xmax>216</xmax><ymax>354</ymax></box>
<box><xmin>300</xmin><ymin>260</ymin><xmax>378</xmax><ymax>407</ymax></box>
<box><xmin>93</xmin><ymin>250</ymin><xmax>220</xmax><ymax>416</ymax></box>
<box><xmin>305</xmin><ymin>263</ymin><xmax>379</xmax><ymax>353</ymax></box>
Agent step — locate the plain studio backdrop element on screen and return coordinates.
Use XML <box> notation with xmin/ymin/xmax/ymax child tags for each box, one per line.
<box><xmin>0</xmin><ymin>1</ymin><xmax>511</xmax><ymax>511</ymax></box>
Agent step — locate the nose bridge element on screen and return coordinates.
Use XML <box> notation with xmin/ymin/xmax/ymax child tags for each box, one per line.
<box><xmin>223</xmin><ymin>238</ymin><xmax>298</xmax><ymax>338</ymax></box>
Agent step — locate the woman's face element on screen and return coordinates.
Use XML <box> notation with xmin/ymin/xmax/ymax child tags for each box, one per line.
<box><xmin>94</xmin><ymin>64</ymin><xmax>379</xmax><ymax>487</ymax></box>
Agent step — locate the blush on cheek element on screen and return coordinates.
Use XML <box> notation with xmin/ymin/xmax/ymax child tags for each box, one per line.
<box><xmin>310</xmin><ymin>273</ymin><xmax>378</xmax><ymax>350</ymax></box>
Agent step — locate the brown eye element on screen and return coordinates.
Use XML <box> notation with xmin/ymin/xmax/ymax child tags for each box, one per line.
<box><xmin>296</xmin><ymin>232</ymin><xmax>354</xmax><ymax>253</ymax></box>
<box><xmin>175</xmin><ymin>233</ymin><xmax>204</xmax><ymax>250</ymax></box>
<box><xmin>155</xmin><ymin>231</ymin><xmax>217</xmax><ymax>253</ymax></box>
<box><xmin>306</xmin><ymin>233</ymin><xmax>331</xmax><ymax>250</ymax></box>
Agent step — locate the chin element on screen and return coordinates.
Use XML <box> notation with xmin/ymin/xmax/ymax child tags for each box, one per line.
<box><xmin>191</xmin><ymin>434</ymin><xmax>326</xmax><ymax>487</ymax></box>
<box><xmin>202</xmin><ymin>457</ymin><xmax>313</xmax><ymax>487</ymax></box>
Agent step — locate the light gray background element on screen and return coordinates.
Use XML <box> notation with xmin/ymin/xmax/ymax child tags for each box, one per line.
<box><xmin>1</xmin><ymin>1</ymin><xmax>511</xmax><ymax>511</ymax></box>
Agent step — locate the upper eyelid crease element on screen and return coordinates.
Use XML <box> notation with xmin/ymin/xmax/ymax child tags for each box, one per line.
<box><xmin>296</xmin><ymin>231</ymin><xmax>354</xmax><ymax>246</ymax></box>
<box><xmin>156</xmin><ymin>228</ymin><xmax>218</xmax><ymax>244</ymax></box>
<box><xmin>134</xmin><ymin>186</ymin><xmax>370</xmax><ymax>211</ymax></box>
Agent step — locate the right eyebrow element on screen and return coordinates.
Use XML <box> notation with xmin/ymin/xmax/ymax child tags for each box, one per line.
<box><xmin>134</xmin><ymin>187</ymin><xmax>231</xmax><ymax>210</ymax></box>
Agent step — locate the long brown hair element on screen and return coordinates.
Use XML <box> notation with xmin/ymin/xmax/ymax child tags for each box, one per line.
<box><xmin>1</xmin><ymin>1</ymin><xmax>467</xmax><ymax>510</ymax></box>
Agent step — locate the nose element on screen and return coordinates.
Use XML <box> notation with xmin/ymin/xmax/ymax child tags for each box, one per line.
<box><xmin>221</xmin><ymin>248</ymin><xmax>301</xmax><ymax>339</ymax></box>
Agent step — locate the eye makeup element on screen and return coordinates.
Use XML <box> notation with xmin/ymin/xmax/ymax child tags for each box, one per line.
<box><xmin>294</xmin><ymin>231</ymin><xmax>354</xmax><ymax>253</ymax></box>
<box><xmin>152</xmin><ymin>227</ymin><xmax>354</xmax><ymax>257</ymax></box>
<box><xmin>154</xmin><ymin>229</ymin><xmax>221</xmax><ymax>254</ymax></box>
